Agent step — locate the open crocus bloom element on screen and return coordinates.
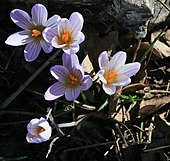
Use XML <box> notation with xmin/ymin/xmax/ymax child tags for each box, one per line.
<box><xmin>44</xmin><ymin>53</ymin><xmax>92</xmax><ymax>101</ymax></box>
<box><xmin>98</xmin><ymin>51</ymin><xmax>141</xmax><ymax>95</ymax></box>
<box><xmin>43</xmin><ymin>12</ymin><xmax>85</xmax><ymax>54</ymax></box>
<box><xmin>5</xmin><ymin>4</ymin><xmax>61</xmax><ymax>62</ymax></box>
<box><xmin>26</xmin><ymin>117</ymin><xmax>52</xmax><ymax>144</ymax></box>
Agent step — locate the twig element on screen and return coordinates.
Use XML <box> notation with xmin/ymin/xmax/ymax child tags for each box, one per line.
<box><xmin>115</xmin><ymin>123</ymin><xmax>128</xmax><ymax>148</ymax></box>
<box><xmin>0</xmin><ymin>50</ymin><xmax>61</xmax><ymax>110</ymax></box>
<box><xmin>63</xmin><ymin>141</ymin><xmax>115</xmax><ymax>152</ymax></box>
<box><xmin>144</xmin><ymin>145</ymin><xmax>170</xmax><ymax>152</ymax></box>
<box><xmin>132</xmin><ymin>39</ymin><xmax>141</xmax><ymax>62</ymax></box>
<box><xmin>46</xmin><ymin>136</ymin><xmax>59</xmax><ymax>158</ymax></box>
<box><xmin>0</xmin><ymin>120</ymin><xmax>29</xmax><ymax>126</ymax></box>
<box><xmin>157</xmin><ymin>0</ymin><xmax>170</xmax><ymax>12</ymax></box>
<box><xmin>1</xmin><ymin>110</ymin><xmax>44</xmax><ymax>117</ymax></box>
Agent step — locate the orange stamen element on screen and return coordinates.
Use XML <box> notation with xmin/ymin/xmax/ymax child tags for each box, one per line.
<box><xmin>37</xmin><ymin>126</ymin><xmax>45</xmax><ymax>134</ymax></box>
<box><xmin>69</xmin><ymin>74</ymin><xmax>78</xmax><ymax>85</ymax></box>
<box><xmin>32</xmin><ymin>29</ymin><xmax>41</xmax><ymax>37</ymax></box>
<box><xmin>105</xmin><ymin>70</ymin><xmax>118</xmax><ymax>84</ymax></box>
<box><xmin>61</xmin><ymin>30</ymin><xmax>70</xmax><ymax>44</ymax></box>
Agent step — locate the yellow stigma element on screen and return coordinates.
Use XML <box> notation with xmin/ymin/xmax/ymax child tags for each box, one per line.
<box><xmin>32</xmin><ymin>29</ymin><xmax>41</xmax><ymax>37</ymax></box>
<box><xmin>69</xmin><ymin>74</ymin><xmax>78</xmax><ymax>85</ymax></box>
<box><xmin>104</xmin><ymin>70</ymin><xmax>118</xmax><ymax>85</ymax></box>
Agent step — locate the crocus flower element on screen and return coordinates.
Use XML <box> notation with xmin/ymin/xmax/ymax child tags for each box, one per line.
<box><xmin>43</xmin><ymin>12</ymin><xmax>85</xmax><ymax>54</ymax></box>
<box><xmin>26</xmin><ymin>117</ymin><xmax>52</xmax><ymax>144</ymax></box>
<box><xmin>98</xmin><ymin>51</ymin><xmax>141</xmax><ymax>95</ymax></box>
<box><xmin>44</xmin><ymin>53</ymin><xmax>92</xmax><ymax>101</ymax></box>
<box><xmin>5</xmin><ymin>4</ymin><xmax>61</xmax><ymax>62</ymax></box>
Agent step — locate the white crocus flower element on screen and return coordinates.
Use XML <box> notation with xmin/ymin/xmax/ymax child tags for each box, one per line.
<box><xmin>98</xmin><ymin>51</ymin><xmax>141</xmax><ymax>95</ymax></box>
<box><xmin>26</xmin><ymin>117</ymin><xmax>52</xmax><ymax>144</ymax></box>
<box><xmin>43</xmin><ymin>12</ymin><xmax>85</xmax><ymax>54</ymax></box>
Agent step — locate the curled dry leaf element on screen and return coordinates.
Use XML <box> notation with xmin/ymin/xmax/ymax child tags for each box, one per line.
<box><xmin>139</xmin><ymin>95</ymin><xmax>170</xmax><ymax>119</ymax></box>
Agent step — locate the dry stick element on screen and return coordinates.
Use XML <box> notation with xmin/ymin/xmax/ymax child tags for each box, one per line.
<box><xmin>0</xmin><ymin>50</ymin><xmax>61</xmax><ymax>110</ymax></box>
<box><xmin>132</xmin><ymin>39</ymin><xmax>141</xmax><ymax>62</ymax></box>
<box><xmin>157</xmin><ymin>0</ymin><xmax>170</xmax><ymax>12</ymax></box>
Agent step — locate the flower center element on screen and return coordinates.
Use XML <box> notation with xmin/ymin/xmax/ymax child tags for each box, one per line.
<box><xmin>32</xmin><ymin>126</ymin><xmax>45</xmax><ymax>137</ymax></box>
<box><xmin>69</xmin><ymin>74</ymin><xmax>78</xmax><ymax>85</ymax></box>
<box><xmin>104</xmin><ymin>70</ymin><xmax>118</xmax><ymax>85</ymax></box>
<box><xmin>31</xmin><ymin>29</ymin><xmax>42</xmax><ymax>37</ymax></box>
<box><xmin>62</xmin><ymin>30</ymin><xmax>70</xmax><ymax>43</ymax></box>
<box><xmin>58</xmin><ymin>30</ymin><xmax>73</xmax><ymax>47</ymax></box>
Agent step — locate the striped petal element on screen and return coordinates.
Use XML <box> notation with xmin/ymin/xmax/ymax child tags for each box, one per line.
<box><xmin>31</xmin><ymin>4</ymin><xmax>47</xmax><ymax>25</ymax></box>
<box><xmin>24</xmin><ymin>42</ymin><xmax>41</xmax><ymax>62</ymax></box>
<box><xmin>44</xmin><ymin>82</ymin><xmax>66</xmax><ymax>101</ymax></box>
<box><xmin>10</xmin><ymin>9</ymin><xmax>31</xmax><ymax>29</ymax></box>
<box><xmin>50</xmin><ymin>65</ymin><xmax>69</xmax><ymax>81</ymax></box>
<box><xmin>5</xmin><ymin>30</ymin><xmax>32</xmax><ymax>46</ymax></box>
<box><xmin>65</xmin><ymin>88</ymin><xmax>80</xmax><ymax>101</ymax></box>
<box><xmin>98</xmin><ymin>51</ymin><xmax>109</xmax><ymax>69</ymax></box>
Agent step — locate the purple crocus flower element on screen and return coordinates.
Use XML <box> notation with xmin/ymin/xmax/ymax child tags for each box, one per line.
<box><xmin>5</xmin><ymin>4</ymin><xmax>61</xmax><ymax>62</ymax></box>
<box><xmin>44</xmin><ymin>53</ymin><xmax>92</xmax><ymax>101</ymax></box>
<box><xmin>26</xmin><ymin>117</ymin><xmax>52</xmax><ymax>144</ymax></box>
<box><xmin>98</xmin><ymin>51</ymin><xmax>141</xmax><ymax>95</ymax></box>
<box><xmin>43</xmin><ymin>12</ymin><xmax>85</xmax><ymax>54</ymax></box>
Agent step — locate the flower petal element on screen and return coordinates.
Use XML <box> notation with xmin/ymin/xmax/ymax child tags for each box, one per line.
<box><xmin>103</xmin><ymin>84</ymin><xmax>116</xmax><ymax>95</ymax></box>
<box><xmin>10</xmin><ymin>9</ymin><xmax>31</xmax><ymax>29</ymax></box>
<box><xmin>5</xmin><ymin>30</ymin><xmax>32</xmax><ymax>46</ymax></box>
<box><xmin>113</xmin><ymin>77</ymin><xmax>131</xmax><ymax>86</ymax></box>
<box><xmin>80</xmin><ymin>75</ymin><xmax>92</xmax><ymax>90</ymax></box>
<box><xmin>63</xmin><ymin>45</ymin><xmax>80</xmax><ymax>54</ymax></box>
<box><xmin>50</xmin><ymin>65</ymin><xmax>69</xmax><ymax>81</ymax></box>
<box><xmin>40</xmin><ymin>40</ymin><xmax>53</xmax><ymax>53</ymax></box>
<box><xmin>27</xmin><ymin>118</ymin><xmax>40</xmax><ymax>134</ymax></box>
<box><xmin>71</xmin><ymin>31</ymin><xmax>85</xmax><ymax>45</ymax></box>
<box><xmin>65</xmin><ymin>88</ymin><xmax>80</xmax><ymax>101</ymax></box>
<box><xmin>109</xmin><ymin>51</ymin><xmax>126</xmax><ymax>71</ymax></box>
<box><xmin>24</xmin><ymin>42</ymin><xmax>41</xmax><ymax>62</ymax></box>
<box><xmin>44</xmin><ymin>82</ymin><xmax>66</xmax><ymax>101</ymax></box>
<box><xmin>45</xmin><ymin>14</ymin><xmax>61</xmax><ymax>28</ymax></box>
<box><xmin>43</xmin><ymin>27</ymin><xmax>56</xmax><ymax>43</ymax></box>
<box><xmin>58</xmin><ymin>18</ymin><xmax>71</xmax><ymax>35</ymax></box>
<box><xmin>98</xmin><ymin>70</ymin><xmax>107</xmax><ymax>84</ymax></box>
<box><xmin>51</xmin><ymin>36</ymin><xmax>65</xmax><ymax>48</ymax></box>
<box><xmin>62</xmin><ymin>52</ymin><xmax>79</xmax><ymax>69</ymax></box>
<box><xmin>69</xmin><ymin>12</ymin><xmax>84</xmax><ymax>32</ymax></box>
<box><xmin>98</xmin><ymin>51</ymin><xmax>109</xmax><ymax>69</ymax></box>
<box><xmin>118</xmin><ymin>62</ymin><xmax>141</xmax><ymax>77</ymax></box>
<box><xmin>39</xmin><ymin>127</ymin><xmax>51</xmax><ymax>141</ymax></box>
<box><xmin>72</xmin><ymin>65</ymin><xmax>84</xmax><ymax>80</ymax></box>
<box><xmin>31</xmin><ymin>4</ymin><xmax>47</xmax><ymax>25</ymax></box>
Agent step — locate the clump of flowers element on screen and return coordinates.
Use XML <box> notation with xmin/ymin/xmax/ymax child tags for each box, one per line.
<box><xmin>5</xmin><ymin>3</ymin><xmax>142</xmax><ymax>152</ymax></box>
<box><xmin>5</xmin><ymin>3</ymin><xmax>61</xmax><ymax>62</ymax></box>
<box><xmin>98</xmin><ymin>51</ymin><xmax>141</xmax><ymax>95</ymax></box>
<box><xmin>26</xmin><ymin>117</ymin><xmax>52</xmax><ymax>144</ymax></box>
<box><xmin>43</xmin><ymin>12</ymin><xmax>85</xmax><ymax>54</ymax></box>
<box><xmin>44</xmin><ymin>53</ymin><xmax>92</xmax><ymax>101</ymax></box>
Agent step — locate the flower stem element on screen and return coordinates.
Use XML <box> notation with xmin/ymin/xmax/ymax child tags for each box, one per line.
<box><xmin>0</xmin><ymin>50</ymin><xmax>61</xmax><ymax>110</ymax></box>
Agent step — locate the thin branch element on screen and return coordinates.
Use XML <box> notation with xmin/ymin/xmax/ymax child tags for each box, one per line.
<box><xmin>0</xmin><ymin>50</ymin><xmax>61</xmax><ymax>110</ymax></box>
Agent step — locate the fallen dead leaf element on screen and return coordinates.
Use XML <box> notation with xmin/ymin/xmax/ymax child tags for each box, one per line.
<box><xmin>151</xmin><ymin>31</ymin><xmax>170</xmax><ymax>57</ymax></box>
<box><xmin>139</xmin><ymin>95</ymin><xmax>170</xmax><ymax>119</ymax></box>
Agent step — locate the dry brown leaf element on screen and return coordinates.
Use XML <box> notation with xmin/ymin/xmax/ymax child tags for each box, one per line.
<box><xmin>122</xmin><ymin>83</ymin><xmax>148</xmax><ymax>94</ymax></box>
<box><xmin>151</xmin><ymin>31</ymin><xmax>170</xmax><ymax>57</ymax></box>
<box><xmin>139</xmin><ymin>96</ymin><xmax>170</xmax><ymax>118</ymax></box>
<box><xmin>81</xmin><ymin>54</ymin><xmax>94</xmax><ymax>74</ymax></box>
<box><xmin>164</xmin><ymin>29</ymin><xmax>170</xmax><ymax>46</ymax></box>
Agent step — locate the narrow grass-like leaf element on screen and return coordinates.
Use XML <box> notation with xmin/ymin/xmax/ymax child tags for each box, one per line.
<box><xmin>140</xmin><ymin>26</ymin><xmax>168</xmax><ymax>63</ymax></box>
